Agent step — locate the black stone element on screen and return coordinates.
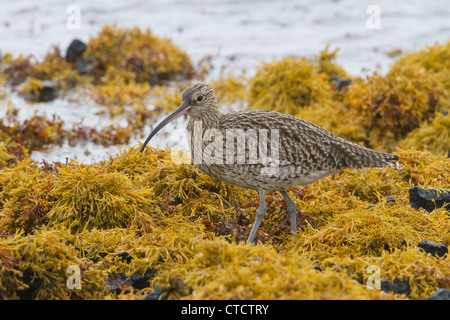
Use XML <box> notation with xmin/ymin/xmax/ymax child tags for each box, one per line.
<box><xmin>381</xmin><ymin>278</ymin><xmax>411</xmax><ymax>296</ymax></box>
<box><xmin>17</xmin><ymin>267</ymin><xmax>44</xmax><ymax>300</ymax></box>
<box><xmin>66</xmin><ymin>39</ymin><xmax>87</xmax><ymax>63</ymax></box>
<box><xmin>113</xmin><ymin>251</ymin><xmax>133</xmax><ymax>263</ymax></box>
<box><xmin>409</xmin><ymin>186</ymin><xmax>450</xmax><ymax>212</ymax></box>
<box><xmin>418</xmin><ymin>240</ymin><xmax>448</xmax><ymax>258</ymax></box>
<box><xmin>129</xmin><ymin>271</ymin><xmax>155</xmax><ymax>290</ymax></box>
<box><xmin>429</xmin><ymin>288</ymin><xmax>450</xmax><ymax>300</ymax></box>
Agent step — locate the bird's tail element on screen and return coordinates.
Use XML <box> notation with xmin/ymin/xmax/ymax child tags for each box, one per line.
<box><xmin>362</xmin><ymin>149</ymin><xmax>401</xmax><ymax>169</ymax></box>
<box><xmin>334</xmin><ymin>139</ymin><xmax>401</xmax><ymax>169</ymax></box>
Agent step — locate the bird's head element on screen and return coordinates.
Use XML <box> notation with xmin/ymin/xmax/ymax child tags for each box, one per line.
<box><xmin>140</xmin><ymin>83</ymin><xmax>218</xmax><ymax>152</ymax></box>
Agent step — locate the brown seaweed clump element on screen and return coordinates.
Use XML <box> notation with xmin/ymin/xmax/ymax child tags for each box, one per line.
<box><xmin>344</xmin><ymin>69</ymin><xmax>440</xmax><ymax>151</ymax></box>
<box><xmin>247</xmin><ymin>46</ymin><xmax>351</xmax><ymax>115</ymax></box>
<box><xmin>0</xmin><ymin>229</ymin><xmax>107</xmax><ymax>299</ymax></box>
<box><xmin>0</xmin><ymin>159</ymin><xmax>52</xmax><ymax>234</ymax></box>
<box><xmin>344</xmin><ymin>42</ymin><xmax>450</xmax><ymax>152</ymax></box>
<box><xmin>86</xmin><ymin>25</ymin><xmax>196</xmax><ymax>84</ymax></box>
<box><xmin>153</xmin><ymin>239</ymin><xmax>398</xmax><ymax>300</ymax></box>
<box><xmin>247</xmin><ymin>56</ymin><xmax>332</xmax><ymax>115</ymax></box>
<box><xmin>400</xmin><ymin>112</ymin><xmax>450</xmax><ymax>157</ymax></box>
<box><xmin>0</xmin><ymin>105</ymin><xmax>134</xmax><ymax>154</ymax></box>
<box><xmin>0</xmin><ymin>107</ymin><xmax>65</xmax><ymax>151</ymax></box>
<box><xmin>1</xmin><ymin>47</ymin><xmax>84</xmax><ymax>90</ymax></box>
<box><xmin>46</xmin><ymin>164</ymin><xmax>157</xmax><ymax>233</ymax></box>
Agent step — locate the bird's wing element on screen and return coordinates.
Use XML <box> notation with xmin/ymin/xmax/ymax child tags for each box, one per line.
<box><xmin>218</xmin><ymin>109</ymin><xmax>398</xmax><ymax>171</ymax></box>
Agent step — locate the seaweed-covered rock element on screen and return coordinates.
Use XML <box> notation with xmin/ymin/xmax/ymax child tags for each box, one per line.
<box><xmin>400</xmin><ymin>112</ymin><xmax>450</xmax><ymax>156</ymax></box>
<box><xmin>344</xmin><ymin>70</ymin><xmax>440</xmax><ymax>151</ymax></box>
<box><xmin>46</xmin><ymin>165</ymin><xmax>157</xmax><ymax>233</ymax></box>
<box><xmin>429</xmin><ymin>288</ymin><xmax>450</xmax><ymax>300</ymax></box>
<box><xmin>0</xmin><ymin>229</ymin><xmax>107</xmax><ymax>299</ymax></box>
<box><xmin>247</xmin><ymin>56</ymin><xmax>333</xmax><ymax>115</ymax></box>
<box><xmin>418</xmin><ymin>241</ymin><xmax>448</xmax><ymax>258</ymax></box>
<box><xmin>18</xmin><ymin>78</ymin><xmax>60</xmax><ymax>102</ymax></box>
<box><xmin>344</xmin><ymin>41</ymin><xmax>449</xmax><ymax>152</ymax></box>
<box><xmin>409</xmin><ymin>186</ymin><xmax>450</xmax><ymax>212</ymax></box>
<box><xmin>85</xmin><ymin>25</ymin><xmax>196</xmax><ymax>84</ymax></box>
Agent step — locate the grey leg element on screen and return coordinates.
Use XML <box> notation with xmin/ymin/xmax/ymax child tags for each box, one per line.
<box><xmin>247</xmin><ymin>189</ymin><xmax>266</xmax><ymax>244</ymax></box>
<box><xmin>280</xmin><ymin>190</ymin><xmax>298</xmax><ymax>236</ymax></box>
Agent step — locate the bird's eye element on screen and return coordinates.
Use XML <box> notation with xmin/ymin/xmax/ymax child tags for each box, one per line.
<box><xmin>196</xmin><ymin>95</ymin><xmax>204</xmax><ymax>102</ymax></box>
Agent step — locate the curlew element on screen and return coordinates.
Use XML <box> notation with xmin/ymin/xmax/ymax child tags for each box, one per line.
<box><xmin>140</xmin><ymin>83</ymin><xmax>399</xmax><ymax>243</ymax></box>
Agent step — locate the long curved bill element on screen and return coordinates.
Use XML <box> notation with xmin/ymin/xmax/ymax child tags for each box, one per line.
<box><xmin>140</xmin><ymin>100</ymin><xmax>190</xmax><ymax>152</ymax></box>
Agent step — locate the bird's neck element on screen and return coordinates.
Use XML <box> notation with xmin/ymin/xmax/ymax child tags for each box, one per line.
<box><xmin>187</xmin><ymin>108</ymin><xmax>222</xmax><ymax>133</ymax></box>
<box><xmin>186</xmin><ymin>108</ymin><xmax>222</xmax><ymax>164</ymax></box>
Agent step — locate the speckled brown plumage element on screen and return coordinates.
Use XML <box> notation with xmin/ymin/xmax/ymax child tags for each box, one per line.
<box><xmin>141</xmin><ymin>83</ymin><xmax>400</xmax><ymax>243</ymax></box>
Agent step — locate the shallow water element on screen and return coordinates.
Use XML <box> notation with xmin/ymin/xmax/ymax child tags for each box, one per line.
<box><xmin>1</xmin><ymin>0</ymin><xmax>449</xmax><ymax>163</ymax></box>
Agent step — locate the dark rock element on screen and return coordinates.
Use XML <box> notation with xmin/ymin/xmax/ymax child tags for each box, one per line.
<box><xmin>429</xmin><ymin>288</ymin><xmax>450</xmax><ymax>300</ymax></box>
<box><xmin>66</xmin><ymin>39</ymin><xmax>87</xmax><ymax>63</ymax></box>
<box><xmin>418</xmin><ymin>240</ymin><xmax>448</xmax><ymax>258</ymax></box>
<box><xmin>17</xmin><ymin>267</ymin><xmax>43</xmax><ymax>300</ymax></box>
<box><xmin>106</xmin><ymin>273</ymin><xmax>128</xmax><ymax>294</ymax></box>
<box><xmin>129</xmin><ymin>271</ymin><xmax>155</xmax><ymax>290</ymax></box>
<box><xmin>20</xmin><ymin>80</ymin><xmax>60</xmax><ymax>102</ymax></box>
<box><xmin>40</xmin><ymin>81</ymin><xmax>60</xmax><ymax>101</ymax></box>
<box><xmin>143</xmin><ymin>285</ymin><xmax>165</xmax><ymax>300</ymax></box>
<box><xmin>113</xmin><ymin>251</ymin><xmax>133</xmax><ymax>264</ymax></box>
<box><xmin>381</xmin><ymin>278</ymin><xmax>411</xmax><ymax>296</ymax></box>
<box><xmin>409</xmin><ymin>186</ymin><xmax>450</xmax><ymax>212</ymax></box>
